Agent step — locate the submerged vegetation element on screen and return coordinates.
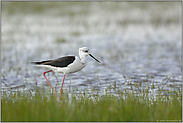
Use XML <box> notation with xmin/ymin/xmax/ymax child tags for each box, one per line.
<box><xmin>1</xmin><ymin>90</ymin><xmax>182</xmax><ymax>122</ymax></box>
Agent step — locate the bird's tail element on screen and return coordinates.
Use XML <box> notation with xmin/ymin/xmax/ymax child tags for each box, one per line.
<box><xmin>30</xmin><ymin>60</ymin><xmax>51</xmax><ymax>65</ymax></box>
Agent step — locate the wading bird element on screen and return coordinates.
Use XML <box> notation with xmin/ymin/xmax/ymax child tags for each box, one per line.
<box><xmin>31</xmin><ymin>47</ymin><xmax>101</xmax><ymax>97</ymax></box>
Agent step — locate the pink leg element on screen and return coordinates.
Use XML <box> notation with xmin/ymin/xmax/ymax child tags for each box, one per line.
<box><xmin>43</xmin><ymin>70</ymin><xmax>57</xmax><ymax>97</ymax></box>
<box><xmin>60</xmin><ymin>74</ymin><xmax>65</xmax><ymax>98</ymax></box>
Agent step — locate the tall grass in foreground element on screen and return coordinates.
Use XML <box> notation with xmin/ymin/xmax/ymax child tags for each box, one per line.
<box><xmin>1</xmin><ymin>92</ymin><xmax>182</xmax><ymax>122</ymax></box>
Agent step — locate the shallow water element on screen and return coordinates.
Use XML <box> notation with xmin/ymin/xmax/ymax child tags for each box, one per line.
<box><xmin>1</xmin><ymin>2</ymin><xmax>182</xmax><ymax>98</ymax></box>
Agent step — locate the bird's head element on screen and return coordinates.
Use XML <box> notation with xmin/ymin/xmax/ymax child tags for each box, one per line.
<box><xmin>79</xmin><ymin>47</ymin><xmax>100</xmax><ymax>63</ymax></box>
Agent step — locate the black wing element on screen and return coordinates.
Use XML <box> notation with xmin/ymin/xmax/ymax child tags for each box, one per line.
<box><xmin>31</xmin><ymin>56</ymin><xmax>76</xmax><ymax>68</ymax></box>
<box><xmin>31</xmin><ymin>60</ymin><xmax>52</xmax><ymax>65</ymax></box>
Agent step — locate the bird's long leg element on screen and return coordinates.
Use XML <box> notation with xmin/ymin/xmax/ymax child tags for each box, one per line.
<box><xmin>60</xmin><ymin>74</ymin><xmax>66</xmax><ymax>98</ymax></box>
<box><xmin>52</xmin><ymin>71</ymin><xmax>59</xmax><ymax>83</ymax></box>
<box><xmin>43</xmin><ymin>70</ymin><xmax>57</xmax><ymax>97</ymax></box>
<box><xmin>69</xmin><ymin>74</ymin><xmax>72</xmax><ymax>92</ymax></box>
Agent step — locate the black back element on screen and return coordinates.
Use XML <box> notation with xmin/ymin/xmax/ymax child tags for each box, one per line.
<box><xmin>32</xmin><ymin>56</ymin><xmax>76</xmax><ymax>68</ymax></box>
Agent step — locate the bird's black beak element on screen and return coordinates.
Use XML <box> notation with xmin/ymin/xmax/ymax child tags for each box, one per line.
<box><xmin>89</xmin><ymin>54</ymin><xmax>101</xmax><ymax>63</ymax></box>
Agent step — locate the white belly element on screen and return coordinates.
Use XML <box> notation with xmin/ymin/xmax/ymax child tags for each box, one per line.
<box><xmin>37</xmin><ymin>56</ymin><xmax>86</xmax><ymax>74</ymax></box>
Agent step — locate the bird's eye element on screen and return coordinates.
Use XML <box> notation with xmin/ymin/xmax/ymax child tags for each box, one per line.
<box><xmin>84</xmin><ymin>50</ymin><xmax>88</xmax><ymax>53</ymax></box>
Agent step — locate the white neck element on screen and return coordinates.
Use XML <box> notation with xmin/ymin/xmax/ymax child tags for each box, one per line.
<box><xmin>79</xmin><ymin>52</ymin><xmax>86</xmax><ymax>63</ymax></box>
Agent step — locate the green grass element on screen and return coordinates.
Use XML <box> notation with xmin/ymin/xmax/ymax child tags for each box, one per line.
<box><xmin>1</xmin><ymin>91</ymin><xmax>182</xmax><ymax>122</ymax></box>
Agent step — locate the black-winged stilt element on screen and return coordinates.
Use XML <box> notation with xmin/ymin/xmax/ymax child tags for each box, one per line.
<box><xmin>31</xmin><ymin>47</ymin><xmax>101</xmax><ymax>97</ymax></box>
